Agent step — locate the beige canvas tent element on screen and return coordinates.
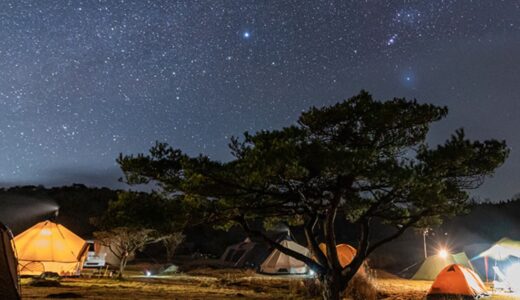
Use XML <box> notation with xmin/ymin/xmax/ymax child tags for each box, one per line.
<box><xmin>14</xmin><ymin>220</ymin><xmax>88</xmax><ymax>276</ymax></box>
<box><xmin>259</xmin><ymin>240</ymin><xmax>310</xmax><ymax>274</ymax></box>
<box><xmin>427</xmin><ymin>264</ymin><xmax>487</xmax><ymax>299</ymax></box>
<box><xmin>0</xmin><ymin>223</ymin><xmax>20</xmax><ymax>300</ymax></box>
<box><xmin>412</xmin><ymin>252</ymin><xmax>476</xmax><ymax>280</ymax></box>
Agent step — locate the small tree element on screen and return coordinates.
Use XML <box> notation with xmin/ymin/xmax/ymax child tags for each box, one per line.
<box><xmin>94</xmin><ymin>227</ymin><xmax>160</xmax><ymax>278</ymax></box>
<box><xmin>93</xmin><ymin>191</ymin><xmax>189</xmax><ymax>275</ymax></box>
<box><xmin>118</xmin><ymin>91</ymin><xmax>508</xmax><ymax>299</ymax></box>
<box><xmin>161</xmin><ymin>232</ymin><xmax>185</xmax><ymax>263</ymax></box>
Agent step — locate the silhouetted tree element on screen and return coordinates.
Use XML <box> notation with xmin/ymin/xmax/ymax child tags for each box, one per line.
<box><xmin>94</xmin><ymin>227</ymin><xmax>160</xmax><ymax>278</ymax></box>
<box><xmin>117</xmin><ymin>91</ymin><xmax>508</xmax><ymax>299</ymax></box>
<box><xmin>93</xmin><ymin>191</ymin><xmax>189</xmax><ymax>274</ymax></box>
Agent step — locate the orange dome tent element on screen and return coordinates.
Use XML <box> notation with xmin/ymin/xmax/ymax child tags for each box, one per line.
<box><xmin>427</xmin><ymin>264</ymin><xmax>488</xmax><ymax>300</ymax></box>
<box><xmin>317</xmin><ymin>243</ymin><xmax>365</xmax><ymax>274</ymax></box>
<box><xmin>14</xmin><ymin>220</ymin><xmax>88</xmax><ymax>276</ymax></box>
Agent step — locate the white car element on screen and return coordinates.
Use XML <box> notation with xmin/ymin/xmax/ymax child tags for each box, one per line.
<box><xmin>83</xmin><ymin>240</ymin><xmax>107</xmax><ymax>268</ymax></box>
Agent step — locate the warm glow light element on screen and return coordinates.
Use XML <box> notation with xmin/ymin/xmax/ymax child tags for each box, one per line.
<box><xmin>439</xmin><ymin>249</ymin><xmax>449</xmax><ymax>258</ymax></box>
<box><xmin>40</xmin><ymin>229</ymin><xmax>52</xmax><ymax>236</ymax></box>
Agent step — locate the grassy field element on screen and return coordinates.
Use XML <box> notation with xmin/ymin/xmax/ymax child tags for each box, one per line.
<box><xmin>20</xmin><ymin>269</ymin><xmax>520</xmax><ymax>299</ymax></box>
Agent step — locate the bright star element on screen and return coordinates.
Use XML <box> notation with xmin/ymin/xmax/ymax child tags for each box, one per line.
<box><xmin>243</xmin><ymin>31</ymin><xmax>250</xmax><ymax>38</ymax></box>
<box><xmin>387</xmin><ymin>34</ymin><xmax>398</xmax><ymax>46</ymax></box>
<box><xmin>402</xmin><ymin>71</ymin><xmax>416</xmax><ymax>88</ymax></box>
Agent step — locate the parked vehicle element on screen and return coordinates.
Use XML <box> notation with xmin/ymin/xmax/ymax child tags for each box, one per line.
<box><xmin>83</xmin><ymin>240</ymin><xmax>107</xmax><ymax>268</ymax></box>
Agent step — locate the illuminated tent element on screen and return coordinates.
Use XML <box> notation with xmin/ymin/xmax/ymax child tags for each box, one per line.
<box><xmin>477</xmin><ymin>238</ymin><xmax>520</xmax><ymax>260</ymax></box>
<box><xmin>412</xmin><ymin>252</ymin><xmax>475</xmax><ymax>280</ymax></box>
<box><xmin>14</xmin><ymin>220</ymin><xmax>88</xmax><ymax>276</ymax></box>
<box><xmin>0</xmin><ymin>223</ymin><xmax>20</xmax><ymax>300</ymax></box>
<box><xmin>259</xmin><ymin>240</ymin><xmax>310</xmax><ymax>274</ymax></box>
<box><xmin>317</xmin><ymin>243</ymin><xmax>365</xmax><ymax>275</ymax></box>
<box><xmin>476</xmin><ymin>238</ymin><xmax>520</xmax><ymax>288</ymax></box>
<box><xmin>427</xmin><ymin>264</ymin><xmax>487</xmax><ymax>299</ymax></box>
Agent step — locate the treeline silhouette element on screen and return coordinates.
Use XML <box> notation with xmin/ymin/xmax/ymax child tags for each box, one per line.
<box><xmin>1</xmin><ymin>185</ymin><xmax>519</xmax><ymax>270</ymax></box>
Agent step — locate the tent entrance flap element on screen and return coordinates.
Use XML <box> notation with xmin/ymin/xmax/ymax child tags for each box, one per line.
<box><xmin>0</xmin><ymin>223</ymin><xmax>21</xmax><ymax>300</ymax></box>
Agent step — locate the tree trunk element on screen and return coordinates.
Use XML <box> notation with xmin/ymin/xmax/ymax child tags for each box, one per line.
<box><xmin>118</xmin><ymin>254</ymin><xmax>128</xmax><ymax>279</ymax></box>
<box><xmin>165</xmin><ymin>247</ymin><xmax>173</xmax><ymax>264</ymax></box>
<box><xmin>164</xmin><ymin>239</ymin><xmax>177</xmax><ymax>263</ymax></box>
<box><xmin>321</xmin><ymin>273</ymin><xmax>344</xmax><ymax>300</ymax></box>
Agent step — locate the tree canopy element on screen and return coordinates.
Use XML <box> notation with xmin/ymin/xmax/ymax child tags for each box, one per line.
<box><xmin>93</xmin><ymin>191</ymin><xmax>190</xmax><ymax>274</ymax></box>
<box><xmin>117</xmin><ymin>91</ymin><xmax>508</xmax><ymax>299</ymax></box>
<box><xmin>95</xmin><ymin>191</ymin><xmax>188</xmax><ymax>234</ymax></box>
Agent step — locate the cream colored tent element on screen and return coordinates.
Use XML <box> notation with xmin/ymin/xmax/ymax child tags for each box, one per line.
<box><xmin>259</xmin><ymin>240</ymin><xmax>310</xmax><ymax>274</ymax></box>
<box><xmin>14</xmin><ymin>220</ymin><xmax>88</xmax><ymax>276</ymax></box>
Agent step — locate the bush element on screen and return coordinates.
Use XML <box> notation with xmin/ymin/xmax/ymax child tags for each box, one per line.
<box><xmin>297</xmin><ymin>278</ymin><xmax>322</xmax><ymax>297</ymax></box>
<box><xmin>344</xmin><ymin>272</ymin><xmax>377</xmax><ymax>300</ymax></box>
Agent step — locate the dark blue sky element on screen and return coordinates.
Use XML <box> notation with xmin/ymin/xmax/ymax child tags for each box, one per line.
<box><xmin>1</xmin><ymin>1</ymin><xmax>519</xmax><ymax>201</ymax></box>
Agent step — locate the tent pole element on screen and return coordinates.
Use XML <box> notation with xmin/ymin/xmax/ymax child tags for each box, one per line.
<box><xmin>423</xmin><ymin>229</ymin><xmax>428</xmax><ymax>258</ymax></box>
<box><xmin>484</xmin><ymin>256</ymin><xmax>489</xmax><ymax>283</ymax></box>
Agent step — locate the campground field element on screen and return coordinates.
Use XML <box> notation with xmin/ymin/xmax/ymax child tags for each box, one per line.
<box><xmin>20</xmin><ymin>268</ymin><xmax>520</xmax><ymax>300</ymax></box>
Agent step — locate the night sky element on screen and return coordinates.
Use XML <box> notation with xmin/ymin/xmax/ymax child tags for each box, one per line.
<box><xmin>1</xmin><ymin>1</ymin><xmax>519</xmax><ymax>201</ymax></box>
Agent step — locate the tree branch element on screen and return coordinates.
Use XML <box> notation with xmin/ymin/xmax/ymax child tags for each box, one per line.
<box><xmin>304</xmin><ymin>214</ymin><xmax>328</xmax><ymax>269</ymax></box>
<box><xmin>366</xmin><ymin>213</ymin><xmax>426</xmax><ymax>256</ymax></box>
<box><xmin>324</xmin><ymin>196</ymin><xmax>341</xmax><ymax>271</ymax></box>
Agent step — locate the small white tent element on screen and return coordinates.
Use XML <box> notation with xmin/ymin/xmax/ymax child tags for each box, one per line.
<box><xmin>259</xmin><ymin>240</ymin><xmax>310</xmax><ymax>274</ymax></box>
<box><xmin>477</xmin><ymin>238</ymin><xmax>520</xmax><ymax>260</ymax></box>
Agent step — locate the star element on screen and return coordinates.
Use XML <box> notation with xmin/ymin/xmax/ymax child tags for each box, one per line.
<box><xmin>387</xmin><ymin>34</ymin><xmax>398</xmax><ymax>46</ymax></box>
<box><xmin>0</xmin><ymin>1</ymin><xmax>515</xmax><ymax>201</ymax></box>
<box><xmin>401</xmin><ymin>70</ymin><xmax>416</xmax><ymax>88</ymax></box>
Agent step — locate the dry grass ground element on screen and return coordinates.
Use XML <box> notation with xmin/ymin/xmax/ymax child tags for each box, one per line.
<box><xmin>20</xmin><ymin>269</ymin><xmax>520</xmax><ymax>300</ymax></box>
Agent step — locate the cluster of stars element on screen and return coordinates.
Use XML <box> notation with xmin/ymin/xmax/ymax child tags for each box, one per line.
<box><xmin>0</xmin><ymin>1</ymin><xmax>518</xmax><ymax>198</ymax></box>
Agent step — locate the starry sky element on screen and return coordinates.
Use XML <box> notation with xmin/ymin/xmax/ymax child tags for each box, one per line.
<box><xmin>1</xmin><ymin>1</ymin><xmax>519</xmax><ymax>201</ymax></box>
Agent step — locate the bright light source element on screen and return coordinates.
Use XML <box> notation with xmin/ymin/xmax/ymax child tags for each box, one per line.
<box><xmin>145</xmin><ymin>270</ymin><xmax>151</xmax><ymax>277</ymax></box>
<box><xmin>308</xmin><ymin>269</ymin><xmax>315</xmax><ymax>276</ymax></box>
<box><xmin>438</xmin><ymin>249</ymin><xmax>449</xmax><ymax>259</ymax></box>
